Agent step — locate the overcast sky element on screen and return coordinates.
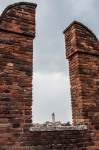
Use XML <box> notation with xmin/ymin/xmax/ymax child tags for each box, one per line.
<box><xmin>0</xmin><ymin>0</ymin><xmax>99</xmax><ymax>123</ymax></box>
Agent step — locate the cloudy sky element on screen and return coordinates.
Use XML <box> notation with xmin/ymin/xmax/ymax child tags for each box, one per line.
<box><xmin>0</xmin><ymin>0</ymin><xmax>99</xmax><ymax>123</ymax></box>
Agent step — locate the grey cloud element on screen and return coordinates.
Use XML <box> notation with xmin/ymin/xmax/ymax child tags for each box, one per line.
<box><xmin>33</xmin><ymin>0</ymin><xmax>74</xmax><ymax>74</ymax></box>
<box><xmin>33</xmin><ymin>0</ymin><xmax>99</xmax><ymax>73</ymax></box>
<box><xmin>33</xmin><ymin>72</ymin><xmax>72</xmax><ymax>123</ymax></box>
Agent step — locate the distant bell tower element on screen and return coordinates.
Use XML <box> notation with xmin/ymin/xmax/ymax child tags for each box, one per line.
<box><xmin>52</xmin><ymin>112</ymin><xmax>55</xmax><ymax>123</ymax></box>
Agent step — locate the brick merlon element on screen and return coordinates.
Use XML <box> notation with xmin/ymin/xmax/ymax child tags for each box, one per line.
<box><xmin>63</xmin><ymin>21</ymin><xmax>99</xmax><ymax>59</ymax></box>
<box><xmin>63</xmin><ymin>21</ymin><xmax>98</xmax><ymax>42</ymax></box>
<box><xmin>0</xmin><ymin>2</ymin><xmax>37</xmax><ymax>37</ymax></box>
<box><xmin>1</xmin><ymin>2</ymin><xmax>37</xmax><ymax>16</ymax></box>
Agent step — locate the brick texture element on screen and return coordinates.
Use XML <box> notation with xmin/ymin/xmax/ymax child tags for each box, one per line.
<box><xmin>0</xmin><ymin>2</ymin><xmax>99</xmax><ymax>150</ymax></box>
<box><xmin>64</xmin><ymin>21</ymin><xmax>99</xmax><ymax>149</ymax></box>
<box><xmin>0</xmin><ymin>2</ymin><xmax>37</xmax><ymax>149</ymax></box>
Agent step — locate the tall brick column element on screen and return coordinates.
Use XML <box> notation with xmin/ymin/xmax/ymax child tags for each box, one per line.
<box><xmin>63</xmin><ymin>21</ymin><xmax>99</xmax><ymax>127</ymax></box>
<box><xmin>0</xmin><ymin>2</ymin><xmax>37</xmax><ymax>149</ymax></box>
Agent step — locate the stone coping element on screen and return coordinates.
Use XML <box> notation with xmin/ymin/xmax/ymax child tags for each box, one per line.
<box><xmin>30</xmin><ymin>124</ymin><xmax>87</xmax><ymax>132</ymax></box>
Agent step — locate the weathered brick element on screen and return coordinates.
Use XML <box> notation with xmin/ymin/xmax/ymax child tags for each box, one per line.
<box><xmin>64</xmin><ymin>21</ymin><xmax>99</xmax><ymax>148</ymax></box>
<box><xmin>0</xmin><ymin>2</ymin><xmax>36</xmax><ymax>149</ymax></box>
<box><xmin>0</xmin><ymin>2</ymin><xmax>99</xmax><ymax>150</ymax></box>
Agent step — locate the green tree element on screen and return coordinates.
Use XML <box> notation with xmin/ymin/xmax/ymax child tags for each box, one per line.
<box><xmin>65</xmin><ymin>121</ymin><xmax>71</xmax><ymax>126</ymax></box>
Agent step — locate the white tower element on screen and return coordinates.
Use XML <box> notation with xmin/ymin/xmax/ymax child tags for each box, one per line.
<box><xmin>52</xmin><ymin>112</ymin><xmax>55</xmax><ymax>124</ymax></box>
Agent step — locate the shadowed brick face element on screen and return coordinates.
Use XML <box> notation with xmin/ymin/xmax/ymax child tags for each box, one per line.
<box><xmin>64</xmin><ymin>21</ymin><xmax>99</xmax><ymax>149</ymax></box>
<box><xmin>0</xmin><ymin>2</ymin><xmax>37</xmax><ymax>150</ymax></box>
<box><xmin>0</xmin><ymin>2</ymin><xmax>99</xmax><ymax>150</ymax></box>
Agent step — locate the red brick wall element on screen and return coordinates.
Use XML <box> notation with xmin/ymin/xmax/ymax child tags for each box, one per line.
<box><xmin>64</xmin><ymin>21</ymin><xmax>99</xmax><ymax>149</ymax></box>
<box><xmin>29</xmin><ymin>130</ymin><xmax>93</xmax><ymax>150</ymax></box>
<box><xmin>0</xmin><ymin>2</ymin><xmax>99</xmax><ymax>150</ymax></box>
<box><xmin>0</xmin><ymin>2</ymin><xmax>37</xmax><ymax>149</ymax></box>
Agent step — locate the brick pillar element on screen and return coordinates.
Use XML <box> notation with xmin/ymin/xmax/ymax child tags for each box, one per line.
<box><xmin>63</xmin><ymin>21</ymin><xmax>99</xmax><ymax>127</ymax></box>
<box><xmin>0</xmin><ymin>2</ymin><xmax>37</xmax><ymax>149</ymax></box>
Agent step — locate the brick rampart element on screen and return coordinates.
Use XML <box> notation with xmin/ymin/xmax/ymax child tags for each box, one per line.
<box><xmin>0</xmin><ymin>2</ymin><xmax>99</xmax><ymax>150</ymax></box>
